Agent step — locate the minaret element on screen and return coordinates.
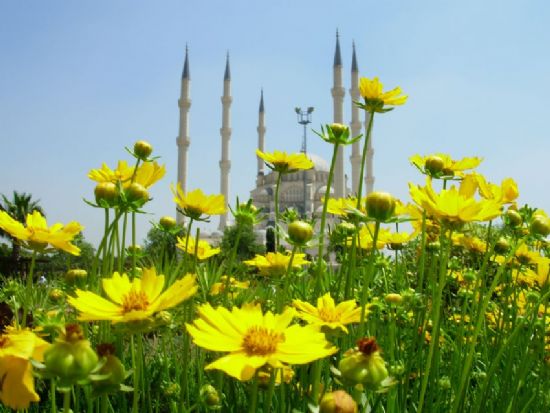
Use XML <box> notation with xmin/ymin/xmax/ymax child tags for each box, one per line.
<box><xmin>256</xmin><ymin>90</ymin><xmax>266</xmax><ymax>183</ymax></box>
<box><xmin>219</xmin><ymin>53</ymin><xmax>232</xmax><ymax>230</ymax></box>
<box><xmin>332</xmin><ymin>30</ymin><xmax>346</xmax><ymax>198</ymax></box>
<box><xmin>349</xmin><ymin>42</ymin><xmax>362</xmax><ymax>195</ymax></box>
<box><xmin>176</xmin><ymin>45</ymin><xmax>191</xmax><ymax>224</ymax></box>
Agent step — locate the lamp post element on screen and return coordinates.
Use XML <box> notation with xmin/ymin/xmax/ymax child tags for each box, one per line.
<box><xmin>295</xmin><ymin>106</ymin><xmax>314</xmax><ymax>217</ymax></box>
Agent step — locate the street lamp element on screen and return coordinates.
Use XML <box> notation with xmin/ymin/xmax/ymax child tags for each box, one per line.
<box><xmin>295</xmin><ymin>106</ymin><xmax>314</xmax><ymax>217</ymax></box>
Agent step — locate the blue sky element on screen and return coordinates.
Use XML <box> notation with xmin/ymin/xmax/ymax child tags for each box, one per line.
<box><xmin>1</xmin><ymin>0</ymin><xmax>549</xmax><ymax>245</ymax></box>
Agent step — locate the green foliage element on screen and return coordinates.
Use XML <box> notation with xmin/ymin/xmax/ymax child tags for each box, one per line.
<box><xmin>220</xmin><ymin>222</ymin><xmax>264</xmax><ymax>262</ymax></box>
<box><xmin>45</xmin><ymin>234</ymin><xmax>96</xmax><ymax>274</ymax></box>
<box><xmin>143</xmin><ymin>224</ymin><xmax>185</xmax><ymax>262</ymax></box>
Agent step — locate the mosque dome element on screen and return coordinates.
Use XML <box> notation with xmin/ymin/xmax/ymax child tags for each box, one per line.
<box><xmin>306</xmin><ymin>153</ymin><xmax>330</xmax><ymax>172</ymax></box>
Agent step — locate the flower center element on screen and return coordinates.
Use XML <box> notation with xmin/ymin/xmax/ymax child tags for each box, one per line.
<box><xmin>318</xmin><ymin>308</ymin><xmax>341</xmax><ymax>323</ymax></box>
<box><xmin>242</xmin><ymin>326</ymin><xmax>284</xmax><ymax>356</ymax></box>
<box><xmin>122</xmin><ymin>290</ymin><xmax>149</xmax><ymax>312</ymax></box>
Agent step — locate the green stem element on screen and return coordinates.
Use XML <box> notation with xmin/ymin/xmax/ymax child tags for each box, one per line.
<box><xmin>50</xmin><ymin>380</ymin><xmax>57</xmax><ymax>413</ymax></box>
<box><xmin>131</xmin><ymin>212</ymin><xmax>137</xmax><ymax>276</ymax></box>
<box><xmin>131</xmin><ymin>335</ymin><xmax>141</xmax><ymax>413</ymax></box>
<box><xmin>450</xmin><ymin>241</ymin><xmax>519</xmax><ymax>413</ymax></box>
<box><xmin>417</xmin><ymin>228</ymin><xmax>452</xmax><ymax>413</ymax></box>
<box><xmin>63</xmin><ymin>389</ymin><xmax>71</xmax><ymax>413</ymax></box>
<box><xmin>264</xmin><ymin>369</ymin><xmax>277</xmax><ymax>413</ymax></box>
<box><xmin>315</xmin><ymin>143</ymin><xmax>340</xmax><ymax>294</ymax></box>
<box><xmin>356</xmin><ymin>111</ymin><xmax>375</xmax><ymax>201</ymax></box>
<box><xmin>21</xmin><ymin>250</ymin><xmax>37</xmax><ymax>326</ymax></box>
<box><xmin>274</xmin><ymin>172</ymin><xmax>282</xmax><ymax>249</ymax></box>
<box><xmin>310</xmin><ymin>360</ymin><xmax>323</xmax><ymax>404</ymax></box>
<box><xmin>359</xmin><ymin>221</ymin><xmax>380</xmax><ymax>335</ymax></box>
<box><xmin>248</xmin><ymin>375</ymin><xmax>259</xmax><ymax>413</ymax></box>
<box><xmin>119</xmin><ymin>213</ymin><xmax>128</xmax><ymax>272</ymax></box>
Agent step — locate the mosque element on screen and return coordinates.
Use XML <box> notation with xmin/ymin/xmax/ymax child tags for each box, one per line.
<box><xmin>175</xmin><ymin>33</ymin><xmax>375</xmax><ymax>233</ymax></box>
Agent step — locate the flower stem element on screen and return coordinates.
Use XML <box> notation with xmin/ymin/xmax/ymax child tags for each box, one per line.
<box><xmin>63</xmin><ymin>389</ymin><xmax>71</xmax><ymax>413</ymax></box>
<box><xmin>50</xmin><ymin>380</ymin><xmax>57</xmax><ymax>413</ymax></box>
<box><xmin>356</xmin><ymin>111</ymin><xmax>375</xmax><ymax>201</ymax></box>
<box><xmin>417</xmin><ymin>228</ymin><xmax>453</xmax><ymax>413</ymax></box>
<box><xmin>248</xmin><ymin>375</ymin><xmax>259</xmax><ymax>413</ymax></box>
<box><xmin>274</xmin><ymin>172</ymin><xmax>282</xmax><ymax>249</ymax></box>
<box><xmin>359</xmin><ymin>221</ymin><xmax>380</xmax><ymax>335</ymax></box>
<box><xmin>315</xmin><ymin>142</ymin><xmax>340</xmax><ymax>294</ymax></box>
<box><xmin>310</xmin><ymin>360</ymin><xmax>323</xmax><ymax>405</ymax></box>
<box><xmin>131</xmin><ymin>334</ymin><xmax>141</xmax><ymax>413</ymax></box>
<box><xmin>21</xmin><ymin>250</ymin><xmax>37</xmax><ymax>326</ymax></box>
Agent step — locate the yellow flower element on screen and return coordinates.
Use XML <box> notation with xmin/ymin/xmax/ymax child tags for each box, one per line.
<box><xmin>452</xmin><ymin>233</ymin><xmax>487</xmax><ymax>254</ymax></box>
<box><xmin>88</xmin><ymin>160</ymin><xmax>165</xmax><ymax>189</ymax></box>
<box><xmin>0</xmin><ymin>328</ymin><xmax>49</xmax><ymax>410</ymax></box>
<box><xmin>461</xmin><ymin>174</ymin><xmax>519</xmax><ymax>204</ymax></box>
<box><xmin>409</xmin><ymin>178</ymin><xmax>502</xmax><ymax>227</ymax></box>
<box><xmin>88</xmin><ymin>160</ymin><xmax>135</xmax><ymax>184</ymax></box>
<box><xmin>68</xmin><ymin>268</ymin><xmax>197</xmax><ymax>323</ymax></box>
<box><xmin>244</xmin><ymin>252</ymin><xmax>310</xmax><ymax>276</ymax></box>
<box><xmin>327</xmin><ymin>197</ymin><xmax>364</xmax><ymax>217</ymax></box>
<box><xmin>256</xmin><ymin>149</ymin><xmax>314</xmax><ymax>173</ymax></box>
<box><xmin>0</xmin><ymin>210</ymin><xmax>83</xmax><ymax>255</ymax></box>
<box><xmin>293</xmin><ymin>293</ymin><xmax>368</xmax><ymax>334</ymax></box>
<box><xmin>186</xmin><ymin>303</ymin><xmax>337</xmax><ymax>381</ymax></box>
<box><xmin>176</xmin><ymin>236</ymin><xmax>220</xmax><ymax>260</ymax></box>
<box><xmin>358</xmin><ymin>77</ymin><xmax>407</xmax><ymax>112</ymax></box>
<box><xmin>210</xmin><ymin>276</ymin><xmax>250</xmax><ymax>296</ymax></box>
<box><xmin>133</xmin><ymin>161</ymin><xmax>166</xmax><ymax>188</ymax></box>
<box><xmin>385</xmin><ymin>230</ymin><xmax>415</xmax><ymax>249</ymax></box>
<box><xmin>171</xmin><ymin>185</ymin><xmax>226</xmax><ymax>220</ymax></box>
<box><xmin>410</xmin><ymin>154</ymin><xmax>483</xmax><ymax>177</ymax></box>
<box><xmin>348</xmin><ymin>224</ymin><xmax>389</xmax><ymax>250</ymax></box>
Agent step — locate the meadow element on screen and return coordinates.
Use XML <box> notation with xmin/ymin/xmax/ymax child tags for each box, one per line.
<box><xmin>0</xmin><ymin>77</ymin><xmax>548</xmax><ymax>413</ymax></box>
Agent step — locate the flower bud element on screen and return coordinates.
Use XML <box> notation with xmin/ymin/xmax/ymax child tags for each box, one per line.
<box><xmin>329</xmin><ymin>123</ymin><xmax>349</xmax><ymax>139</ymax></box>
<box><xmin>494</xmin><ymin>237</ymin><xmax>510</xmax><ymax>254</ymax></box>
<box><xmin>288</xmin><ymin>220</ymin><xmax>314</xmax><ymax>245</ymax></box>
<box><xmin>504</xmin><ymin>209</ymin><xmax>522</xmax><ymax>227</ymax></box>
<box><xmin>338</xmin><ymin>337</ymin><xmax>388</xmax><ymax>390</ymax></box>
<box><xmin>462</xmin><ymin>270</ymin><xmax>477</xmax><ymax>284</ymax></box>
<box><xmin>93</xmin><ymin>344</ymin><xmax>125</xmax><ymax>392</ymax></box>
<box><xmin>200</xmin><ymin>384</ymin><xmax>222</xmax><ymax>410</ymax></box>
<box><xmin>94</xmin><ymin>182</ymin><xmax>119</xmax><ymax>206</ymax></box>
<box><xmin>126</xmin><ymin>182</ymin><xmax>149</xmax><ymax>203</ymax></box>
<box><xmin>159</xmin><ymin>216</ymin><xmax>177</xmax><ymax>230</ymax></box>
<box><xmin>384</xmin><ymin>293</ymin><xmax>404</xmax><ymax>305</ymax></box>
<box><xmin>133</xmin><ymin>140</ymin><xmax>153</xmax><ymax>160</ymax></box>
<box><xmin>366</xmin><ymin>192</ymin><xmax>396</xmax><ymax>222</ymax></box>
<box><xmin>319</xmin><ymin>390</ymin><xmax>357</xmax><ymax>413</ymax></box>
<box><xmin>44</xmin><ymin>324</ymin><xmax>98</xmax><ymax>385</ymax></box>
<box><xmin>65</xmin><ymin>269</ymin><xmax>87</xmax><ymax>283</ymax></box>
<box><xmin>530</xmin><ymin>216</ymin><xmax>550</xmax><ymax>237</ymax></box>
<box><xmin>424</xmin><ymin>156</ymin><xmax>444</xmax><ymax>176</ymax></box>
<box><xmin>49</xmin><ymin>288</ymin><xmax>64</xmax><ymax>302</ymax></box>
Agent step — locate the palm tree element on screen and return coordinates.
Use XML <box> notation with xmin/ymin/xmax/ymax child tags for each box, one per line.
<box><xmin>0</xmin><ymin>191</ymin><xmax>45</xmax><ymax>262</ymax></box>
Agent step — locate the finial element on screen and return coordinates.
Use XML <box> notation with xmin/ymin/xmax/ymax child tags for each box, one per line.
<box><xmin>259</xmin><ymin>89</ymin><xmax>264</xmax><ymax>113</ymax></box>
<box><xmin>182</xmin><ymin>43</ymin><xmax>190</xmax><ymax>79</ymax></box>
<box><xmin>334</xmin><ymin>29</ymin><xmax>342</xmax><ymax>67</ymax></box>
<box><xmin>224</xmin><ymin>52</ymin><xmax>231</xmax><ymax>81</ymax></box>
<box><xmin>351</xmin><ymin>40</ymin><xmax>358</xmax><ymax>72</ymax></box>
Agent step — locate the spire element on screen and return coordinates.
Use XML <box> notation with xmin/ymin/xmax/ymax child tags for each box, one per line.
<box><xmin>259</xmin><ymin>89</ymin><xmax>264</xmax><ymax>113</ymax></box>
<box><xmin>224</xmin><ymin>52</ymin><xmax>231</xmax><ymax>81</ymax></box>
<box><xmin>182</xmin><ymin>44</ymin><xmax>190</xmax><ymax>79</ymax></box>
<box><xmin>333</xmin><ymin>29</ymin><xmax>342</xmax><ymax>67</ymax></box>
<box><xmin>351</xmin><ymin>41</ymin><xmax>358</xmax><ymax>72</ymax></box>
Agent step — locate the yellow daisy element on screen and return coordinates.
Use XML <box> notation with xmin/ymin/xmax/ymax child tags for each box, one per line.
<box><xmin>461</xmin><ymin>174</ymin><xmax>519</xmax><ymax>204</ymax></box>
<box><xmin>0</xmin><ymin>210</ymin><xmax>83</xmax><ymax>255</ymax></box>
<box><xmin>186</xmin><ymin>303</ymin><xmax>337</xmax><ymax>381</ymax></box>
<box><xmin>358</xmin><ymin>77</ymin><xmax>407</xmax><ymax>112</ymax></box>
<box><xmin>327</xmin><ymin>197</ymin><xmax>364</xmax><ymax>217</ymax></box>
<box><xmin>452</xmin><ymin>233</ymin><xmax>487</xmax><ymax>254</ymax></box>
<box><xmin>0</xmin><ymin>328</ymin><xmax>49</xmax><ymax>410</ymax></box>
<box><xmin>176</xmin><ymin>235</ymin><xmax>221</xmax><ymax>260</ymax></box>
<box><xmin>68</xmin><ymin>268</ymin><xmax>197</xmax><ymax>323</ymax></box>
<box><xmin>293</xmin><ymin>293</ymin><xmax>367</xmax><ymax>334</ymax></box>
<box><xmin>210</xmin><ymin>276</ymin><xmax>250</xmax><ymax>296</ymax></box>
<box><xmin>256</xmin><ymin>149</ymin><xmax>314</xmax><ymax>173</ymax></box>
<box><xmin>347</xmin><ymin>224</ymin><xmax>389</xmax><ymax>250</ymax></box>
<box><xmin>244</xmin><ymin>252</ymin><xmax>310</xmax><ymax>277</ymax></box>
<box><xmin>171</xmin><ymin>185</ymin><xmax>226</xmax><ymax>221</ymax></box>
<box><xmin>409</xmin><ymin>178</ymin><xmax>502</xmax><ymax>227</ymax></box>
<box><xmin>88</xmin><ymin>160</ymin><xmax>165</xmax><ymax>189</ymax></box>
<box><xmin>410</xmin><ymin>153</ymin><xmax>482</xmax><ymax>177</ymax></box>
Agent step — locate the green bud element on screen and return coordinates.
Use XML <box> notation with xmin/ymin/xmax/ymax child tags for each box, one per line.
<box><xmin>530</xmin><ymin>216</ymin><xmax>550</xmax><ymax>237</ymax></box>
<box><xmin>159</xmin><ymin>216</ymin><xmax>177</xmax><ymax>230</ymax></box>
<box><xmin>494</xmin><ymin>237</ymin><xmax>510</xmax><ymax>254</ymax></box>
<box><xmin>424</xmin><ymin>156</ymin><xmax>444</xmax><ymax>176</ymax></box>
<box><xmin>133</xmin><ymin>140</ymin><xmax>153</xmax><ymax>160</ymax></box>
<box><xmin>126</xmin><ymin>182</ymin><xmax>149</xmax><ymax>203</ymax></box>
<box><xmin>319</xmin><ymin>390</ymin><xmax>357</xmax><ymax>413</ymax></box>
<box><xmin>338</xmin><ymin>338</ymin><xmax>388</xmax><ymax>390</ymax></box>
<box><xmin>288</xmin><ymin>220</ymin><xmax>314</xmax><ymax>245</ymax></box>
<box><xmin>366</xmin><ymin>192</ymin><xmax>396</xmax><ymax>222</ymax></box>
<box><xmin>94</xmin><ymin>182</ymin><xmax>119</xmax><ymax>206</ymax></box>
<box><xmin>200</xmin><ymin>384</ymin><xmax>222</xmax><ymax>410</ymax></box>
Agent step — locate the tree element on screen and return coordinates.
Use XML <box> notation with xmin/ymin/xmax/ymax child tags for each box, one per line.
<box><xmin>0</xmin><ymin>191</ymin><xmax>45</xmax><ymax>263</ymax></box>
<box><xmin>220</xmin><ymin>222</ymin><xmax>264</xmax><ymax>263</ymax></box>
